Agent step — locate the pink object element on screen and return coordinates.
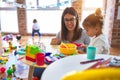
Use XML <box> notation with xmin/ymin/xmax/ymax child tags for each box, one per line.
<box><xmin>71</xmin><ymin>42</ymin><xmax>82</xmax><ymax>48</ymax></box>
<box><xmin>36</xmin><ymin>53</ymin><xmax>45</xmax><ymax>66</ymax></box>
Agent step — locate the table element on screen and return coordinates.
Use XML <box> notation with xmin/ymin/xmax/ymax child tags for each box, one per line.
<box><xmin>41</xmin><ymin>54</ymin><xmax>115</xmax><ymax>80</ymax></box>
<box><xmin>20</xmin><ymin>45</ymin><xmax>59</xmax><ymax>80</ymax></box>
<box><xmin>21</xmin><ymin>56</ymin><xmax>47</xmax><ymax>80</ymax></box>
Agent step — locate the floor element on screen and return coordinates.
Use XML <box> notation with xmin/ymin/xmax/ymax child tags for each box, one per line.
<box><xmin>0</xmin><ymin>36</ymin><xmax>120</xmax><ymax>80</ymax></box>
<box><xmin>110</xmin><ymin>47</ymin><xmax>120</xmax><ymax>56</ymax></box>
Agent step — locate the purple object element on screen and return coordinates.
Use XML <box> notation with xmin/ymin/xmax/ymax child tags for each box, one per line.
<box><xmin>80</xmin><ymin>58</ymin><xmax>104</xmax><ymax>64</ymax></box>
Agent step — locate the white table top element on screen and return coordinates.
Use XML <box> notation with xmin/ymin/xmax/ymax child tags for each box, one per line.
<box><xmin>41</xmin><ymin>54</ymin><xmax>115</xmax><ymax>80</ymax></box>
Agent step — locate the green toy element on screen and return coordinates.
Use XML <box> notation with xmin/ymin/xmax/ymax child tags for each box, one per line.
<box><xmin>7</xmin><ymin>67</ymin><xmax>13</xmax><ymax>76</ymax></box>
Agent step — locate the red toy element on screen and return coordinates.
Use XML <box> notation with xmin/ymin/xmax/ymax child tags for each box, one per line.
<box><xmin>0</xmin><ymin>67</ymin><xmax>6</xmax><ymax>73</ymax></box>
<box><xmin>32</xmin><ymin>77</ymin><xmax>38</xmax><ymax>80</ymax></box>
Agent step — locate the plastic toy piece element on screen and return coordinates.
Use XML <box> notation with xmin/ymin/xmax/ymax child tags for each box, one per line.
<box><xmin>9</xmin><ymin>42</ymin><xmax>12</xmax><ymax>52</ymax></box>
<box><xmin>32</xmin><ymin>77</ymin><xmax>39</xmax><ymax>80</ymax></box>
<box><xmin>0</xmin><ymin>67</ymin><xmax>6</xmax><ymax>73</ymax></box>
<box><xmin>71</xmin><ymin>42</ymin><xmax>82</xmax><ymax>48</ymax></box>
<box><xmin>16</xmin><ymin>48</ymin><xmax>25</xmax><ymax>55</ymax></box>
<box><xmin>25</xmin><ymin>45</ymin><xmax>40</xmax><ymax>62</ymax></box>
<box><xmin>7</xmin><ymin>67</ymin><xmax>13</xmax><ymax>76</ymax></box>
<box><xmin>12</xmin><ymin>64</ymin><xmax>16</xmax><ymax>76</ymax></box>
<box><xmin>60</xmin><ymin>43</ymin><xmax>68</xmax><ymax>48</ymax></box>
<box><xmin>45</xmin><ymin>56</ymin><xmax>60</xmax><ymax>64</ymax></box>
<box><xmin>45</xmin><ymin>52</ymin><xmax>52</xmax><ymax>56</ymax></box>
<box><xmin>0</xmin><ymin>57</ymin><xmax>8</xmax><ymax>64</ymax></box>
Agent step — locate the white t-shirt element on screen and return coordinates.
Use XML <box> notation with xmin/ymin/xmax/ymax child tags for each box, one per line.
<box><xmin>32</xmin><ymin>23</ymin><xmax>40</xmax><ymax>30</ymax></box>
<box><xmin>89</xmin><ymin>34</ymin><xmax>110</xmax><ymax>54</ymax></box>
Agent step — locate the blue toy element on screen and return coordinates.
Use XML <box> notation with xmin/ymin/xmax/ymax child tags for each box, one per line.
<box><xmin>15</xmin><ymin>48</ymin><xmax>25</xmax><ymax>55</ymax></box>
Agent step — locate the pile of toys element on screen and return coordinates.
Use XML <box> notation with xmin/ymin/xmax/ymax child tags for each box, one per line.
<box><xmin>0</xmin><ymin>56</ymin><xmax>8</xmax><ymax>64</ymax></box>
<box><xmin>0</xmin><ymin>64</ymin><xmax>17</xmax><ymax>80</ymax></box>
<box><xmin>25</xmin><ymin>43</ymin><xmax>61</xmax><ymax>65</ymax></box>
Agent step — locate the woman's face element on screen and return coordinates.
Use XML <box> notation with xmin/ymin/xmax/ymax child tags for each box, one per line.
<box><xmin>64</xmin><ymin>14</ymin><xmax>76</xmax><ymax>32</ymax></box>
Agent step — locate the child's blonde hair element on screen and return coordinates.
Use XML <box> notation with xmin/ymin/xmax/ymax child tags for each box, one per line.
<box><xmin>82</xmin><ymin>13</ymin><xmax>103</xmax><ymax>29</ymax></box>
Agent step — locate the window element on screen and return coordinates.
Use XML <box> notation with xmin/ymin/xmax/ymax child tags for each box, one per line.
<box><xmin>80</xmin><ymin>0</ymin><xmax>104</xmax><ymax>28</ymax></box>
<box><xmin>0</xmin><ymin>0</ymin><xmax>18</xmax><ymax>33</ymax></box>
<box><xmin>38</xmin><ymin>0</ymin><xmax>57</xmax><ymax>7</ymax></box>
<box><xmin>0</xmin><ymin>0</ymin><xmax>16</xmax><ymax>8</ymax></box>
<box><xmin>26</xmin><ymin>0</ymin><xmax>71</xmax><ymax>34</ymax></box>
<box><xmin>26</xmin><ymin>10</ymin><xmax>62</xmax><ymax>34</ymax></box>
<box><xmin>0</xmin><ymin>0</ymin><xmax>71</xmax><ymax>34</ymax></box>
<box><xmin>80</xmin><ymin>0</ymin><xmax>109</xmax><ymax>39</ymax></box>
<box><xmin>26</xmin><ymin>0</ymin><xmax>70</xmax><ymax>10</ymax></box>
<box><xmin>0</xmin><ymin>11</ymin><xmax>18</xmax><ymax>33</ymax></box>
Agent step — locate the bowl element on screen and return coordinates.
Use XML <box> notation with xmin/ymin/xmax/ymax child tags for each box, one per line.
<box><xmin>59</xmin><ymin>43</ymin><xmax>77</xmax><ymax>55</ymax></box>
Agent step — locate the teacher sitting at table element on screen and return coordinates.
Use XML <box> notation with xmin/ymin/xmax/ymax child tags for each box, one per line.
<box><xmin>33</xmin><ymin>7</ymin><xmax>90</xmax><ymax>79</ymax></box>
<box><xmin>50</xmin><ymin>7</ymin><xmax>90</xmax><ymax>52</ymax></box>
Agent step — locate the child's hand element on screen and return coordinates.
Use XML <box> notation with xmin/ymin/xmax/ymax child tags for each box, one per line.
<box><xmin>50</xmin><ymin>38</ymin><xmax>60</xmax><ymax>45</ymax></box>
<box><xmin>80</xmin><ymin>43</ymin><xmax>87</xmax><ymax>48</ymax></box>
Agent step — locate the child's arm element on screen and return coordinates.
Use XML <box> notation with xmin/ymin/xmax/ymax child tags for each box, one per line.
<box><xmin>77</xmin><ymin>43</ymin><xmax>88</xmax><ymax>54</ymax></box>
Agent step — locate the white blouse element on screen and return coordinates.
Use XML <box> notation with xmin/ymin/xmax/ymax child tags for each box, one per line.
<box><xmin>89</xmin><ymin>34</ymin><xmax>110</xmax><ymax>54</ymax></box>
<box><xmin>32</xmin><ymin>23</ymin><xmax>40</xmax><ymax>30</ymax></box>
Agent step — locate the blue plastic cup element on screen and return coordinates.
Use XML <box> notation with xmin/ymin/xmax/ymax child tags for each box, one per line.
<box><xmin>87</xmin><ymin>46</ymin><xmax>96</xmax><ymax>60</ymax></box>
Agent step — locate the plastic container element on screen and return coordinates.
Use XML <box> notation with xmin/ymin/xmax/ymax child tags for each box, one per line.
<box><xmin>59</xmin><ymin>43</ymin><xmax>77</xmax><ymax>55</ymax></box>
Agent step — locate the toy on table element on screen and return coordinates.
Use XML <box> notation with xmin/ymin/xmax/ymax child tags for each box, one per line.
<box><xmin>45</xmin><ymin>56</ymin><xmax>60</xmax><ymax>64</ymax></box>
<box><xmin>44</xmin><ymin>52</ymin><xmax>60</xmax><ymax>64</ymax></box>
<box><xmin>8</xmin><ymin>42</ymin><xmax>12</xmax><ymax>52</ymax></box>
<box><xmin>25</xmin><ymin>44</ymin><xmax>41</xmax><ymax>62</ymax></box>
<box><xmin>2</xmin><ymin>34</ymin><xmax>13</xmax><ymax>42</ymax></box>
<box><xmin>71</xmin><ymin>42</ymin><xmax>82</xmax><ymax>48</ymax></box>
<box><xmin>2</xmin><ymin>34</ymin><xmax>17</xmax><ymax>53</ymax></box>
<box><xmin>16</xmin><ymin>34</ymin><xmax>21</xmax><ymax>41</ymax></box>
<box><xmin>12</xmin><ymin>64</ymin><xmax>16</xmax><ymax>76</ymax></box>
<box><xmin>0</xmin><ymin>67</ymin><xmax>6</xmax><ymax>73</ymax></box>
<box><xmin>6</xmin><ymin>64</ymin><xmax>16</xmax><ymax>79</ymax></box>
<box><xmin>7</xmin><ymin>77</ymin><xmax>11</xmax><ymax>80</ymax></box>
<box><xmin>14</xmin><ymin>48</ymin><xmax>25</xmax><ymax>56</ymax></box>
<box><xmin>7</xmin><ymin>67</ymin><xmax>13</xmax><ymax>77</ymax></box>
<box><xmin>0</xmin><ymin>56</ymin><xmax>8</xmax><ymax>64</ymax></box>
<box><xmin>59</xmin><ymin>43</ymin><xmax>77</xmax><ymax>55</ymax></box>
<box><xmin>109</xmin><ymin>57</ymin><xmax>120</xmax><ymax>67</ymax></box>
<box><xmin>32</xmin><ymin>77</ymin><xmax>39</xmax><ymax>80</ymax></box>
<box><xmin>3</xmin><ymin>42</ymin><xmax>17</xmax><ymax>54</ymax></box>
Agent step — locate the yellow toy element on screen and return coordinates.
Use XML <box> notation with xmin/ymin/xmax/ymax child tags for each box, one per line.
<box><xmin>59</xmin><ymin>43</ymin><xmax>77</xmax><ymax>55</ymax></box>
<box><xmin>61</xmin><ymin>67</ymin><xmax>120</xmax><ymax>80</ymax></box>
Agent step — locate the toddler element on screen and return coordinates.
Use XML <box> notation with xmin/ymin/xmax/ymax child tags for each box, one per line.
<box><xmin>82</xmin><ymin>13</ymin><xmax>109</xmax><ymax>54</ymax></box>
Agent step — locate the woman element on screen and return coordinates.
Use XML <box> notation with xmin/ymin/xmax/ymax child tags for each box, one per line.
<box><xmin>50</xmin><ymin>7</ymin><xmax>90</xmax><ymax>52</ymax></box>
<box><xmin>33</xmin><ymin>7</ymin><xmax>90</xmax><ymax>79</ymax></box>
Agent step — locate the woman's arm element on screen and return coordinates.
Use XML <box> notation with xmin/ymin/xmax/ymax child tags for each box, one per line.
<box><xmin>50</xmin><ymin>38</ymin><xmax>60</xmax><ymax>45</ymax></box>
<box><xmin>50</xmin><ymin>32</ymin><xmax>61</xmax><ymax>45</ymax></box>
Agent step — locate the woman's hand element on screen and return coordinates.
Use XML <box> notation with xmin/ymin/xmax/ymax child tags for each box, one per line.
<box><xmin>50</xmin><ymin>38</ymin><xmax>60</xmax><ymax>45</ymax></box>
<box><xmin>78</xmin><ymin>50</ymin><xmax>85</xmax><ymax>54</ymax></box>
